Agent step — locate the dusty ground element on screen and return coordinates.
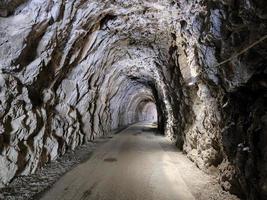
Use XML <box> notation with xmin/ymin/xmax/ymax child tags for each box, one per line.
<box><xmin>0</xmin><ymin>135</ymin><xmax>113</xmax><ymax>200</ymax></box>
<box><xmin>38</xmin><ymin>122</ymin><xmax>239</xmax><ymax>200</ymax></box>
<box><xmin>0</xmin><ymin>122</ymin><xmax>239</xmax><ymax>200</ymax></box>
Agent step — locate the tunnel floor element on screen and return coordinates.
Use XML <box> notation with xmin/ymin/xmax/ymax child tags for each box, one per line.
<box><xmin>37</xmin><ymin>122</ymin><xmax>237</xmax><ymax>200</ymax></box>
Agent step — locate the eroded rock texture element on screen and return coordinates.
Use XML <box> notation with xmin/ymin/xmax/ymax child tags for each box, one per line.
<box><xmin>0</xmin><ymin>0</ymin><xmax>266</xmax><ymax>199</ymax></box>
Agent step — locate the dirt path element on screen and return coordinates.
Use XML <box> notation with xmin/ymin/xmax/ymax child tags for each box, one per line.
<box><xmin>40</xmin><ymin>122</ymin><xmax>238</xmax><ymax>200</ymax></box>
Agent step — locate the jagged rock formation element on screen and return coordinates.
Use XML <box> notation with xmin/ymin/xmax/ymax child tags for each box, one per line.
<box><xmin>0</xmin><ymin>0</ymin><xmax>266</xmax><ymax>199</ymax></box>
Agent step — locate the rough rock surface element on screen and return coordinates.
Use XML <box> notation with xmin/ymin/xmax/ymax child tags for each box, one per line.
<box><xmin>0</xmin><ymin>135</ymin><xmax>114</xmax><ymax>200</ymax></box>
<box><xmin>0</xmin><ymin>125</ymin><xmax>238</xmax><ymax>200</ymax></box>
<box><xmin>0</xmin><ymin>0</ymin><xmax>266</xmax><ymax>199</ymax></box>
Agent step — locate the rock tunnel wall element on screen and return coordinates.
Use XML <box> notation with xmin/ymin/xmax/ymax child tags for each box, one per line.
<box><xmin>0</xmin><ymin>0</ymin><xmax>266</xmax><ymax>199</ymax></box>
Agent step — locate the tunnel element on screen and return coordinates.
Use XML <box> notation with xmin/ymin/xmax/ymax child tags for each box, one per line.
<box><xmin>0</xmin><ymin>0</ymin><xmax>266</xmax><ymax>200</ymax></box>
<box><xmin>137</xmin><ymin>101</ymin><xmax>157</xmax><ymax>122</ymax></box>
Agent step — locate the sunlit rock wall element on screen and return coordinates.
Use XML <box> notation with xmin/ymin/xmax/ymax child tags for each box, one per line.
<box><xmin>0</xmin><ymin>0</ymin><xmax>181</xmax><ymax>187</ymax></box>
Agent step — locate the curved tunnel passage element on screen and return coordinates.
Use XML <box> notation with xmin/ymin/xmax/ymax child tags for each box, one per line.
<box><xmin>137</xmin><ymin>101</ymin><xmax>157</xmax><ymax>122</ymax></box>
<box><xmin>0</xmin><ymin>0</ymin><xmax>267</xmax><ymax>199</ymax></box>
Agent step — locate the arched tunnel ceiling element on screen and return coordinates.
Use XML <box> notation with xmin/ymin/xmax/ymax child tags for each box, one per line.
<box><xmin>0</xmin><ymin>0</ymin><xmax>182</xmax><ymax>187</ymax></box>
<box><xmin>0</xmin><ymin>0</ymin><xmax>267</xmax><ymax>199</ymax></box>
<box><xmin>0</xmin><ymin>0</ymin><xmax>181</xmax><ymax>138</ymax></box>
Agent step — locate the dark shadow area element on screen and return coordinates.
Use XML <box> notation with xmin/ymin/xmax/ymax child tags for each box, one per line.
<box><xmin>103</xmin><ymin>158</ymin><xmax>117</xmax><ymax>162</ymax></box>
<box><xmin>221</xmin><ymin>74</ymin><xmax>267</xmax><ymax>199</ymax></box>
<box><xmin>132</xmin><ymin>132</ymin><xmax>142</xmax><ymax>136</ymax></box>
<box><xmin>141</xmin><ymin>126</ymin><xmax>158</xmax><ymax>132</ymax></box>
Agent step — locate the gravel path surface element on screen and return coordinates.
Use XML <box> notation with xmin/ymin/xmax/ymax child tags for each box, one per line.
<box><xmin>0</xmin><ymin>136</ymin><xmax>112</xmax><ymax>200</ymax></box>
<box><xmin>40</xmin><ymin>122</ymin><xmax>239</xmax><ymax>200</ymax></box>
<box><xmin>0</xmin><ymin>123</ymin><xmax>239</xmax><ymax>200</ymax></box>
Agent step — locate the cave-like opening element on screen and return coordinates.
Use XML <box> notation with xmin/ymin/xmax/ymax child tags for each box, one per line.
<box><xmin>0</xmin><ymin>0</ymin><xmax>266</xmax><ymax>199</ymax></box>
<box><xmin>138</xmin><ymin>101</ymin><xmax>157</xmax><ymax>123</ymax></box>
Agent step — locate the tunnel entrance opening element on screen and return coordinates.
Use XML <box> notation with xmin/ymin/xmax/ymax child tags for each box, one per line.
<box><xmin>139</xmin><ymin>102</ymin><xmax>157</xmax><ymax>123</ymax></box>
<box><xmin>135</xmin><ymin>100</ymin><xmax>158</xmax><ymax>124</ymax></box>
